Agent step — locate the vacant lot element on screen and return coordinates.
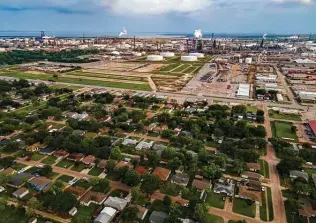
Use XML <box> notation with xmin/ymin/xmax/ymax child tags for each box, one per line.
<box><xmin>88</xmin><ymin>167</ymin><xmax>103</xmax><ymax>176</ymax></box>
<box><xmin>42</xmin><ymin>156</ymin><xmax>57</xmax><ymax>165</ymax></box>
<box><xmin>271</xmin><ymin>121</ymin><xmax>298</xmax><ymax>140</ymax></box>
<box><xmin>31</xmin><ymin>153</ymin><xmax>45</xmax><ymax>161</ymax></box>
<box><xmin>56</xmin><ymin>159</ymin><xmax>74</xmax><ymax>168</ymax></box>
<box><xmin>269</xmin><ymin>110</ymin><xmax>301</xmax><ymax>121</ymax></box>
<box><xmin>233</xmin><ymin>198</ymin><xmax>256</xmax><ymax>218</ymax></box>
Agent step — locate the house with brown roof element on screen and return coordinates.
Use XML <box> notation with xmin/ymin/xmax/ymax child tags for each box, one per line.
<box><xmin>298</xmin><ymin>198</ymin><xmax>316</xmax><ymax>218</ymax></box>
<box><xmin>153</xmin><ymin>167</ymin><xmax>171</xmax><ymax>181</ymax></box>
<box><xmin>12</xmin><ymin>187</ymin><xmax>29</xmax><ymax>199</ymax></box>
<box><xmin>114</xmin><ymin>161</ymin><xmax>133</xmax><ymax>171</ymax></box>
<box><xmin>247</xmin><ymin>163</ymin><xmax>261</xmax><ymax>172</ymax></box>
<box><xmin>80</xmin><ymin>191</ymin><xmax>107</xmax><ymax>206</ymax></box>
<box><xmin>68</xmin><ymin>153</ymin><xmax>85</xmax><ymax>162</ymax></box>
<box><xmin>241</xmin><ymin>171</ymin><xmax>264</xmax><ymax>181</ymax></box>
<box><xmin>2</xmin><ymin>167</ymin><xmax>16</xmax><ymax>176</ymax></box>
<box><xmin>135</xmin><ymin>166</ymin><xmax>149</xmax><ymax>175</ymax></box>
<box><xmin>136</xmin><ymin>205</ymin><xmax>148</xmax><ymax>221</ymax></box>
<box><xmin>29</xmin><ymin>177</ymin><xmax>52</xmax><ymax>191</ymax></box>
<box><xmin>82</xmin><ymin>155</ymin><xmax>96</xmax><ymax>166</ymax></box>
<box><xmin>97</xmin><ymin>159</ymin><xmax>108</xmax><ymax>169</ymax></box>
<box><xmin>26</xmin><ymin>143</ymin><xmax>41</xmax><ymax>152</ymax></box>
<box><xmin>54</xmin><ymin>149</ymin><xmax>69</xmax><ymax>158</ymax></box>
<box><xmin>192</xmin><ymin>179</ymin><xmax>211</xmax><ymax>191</ymax></box>
<box><xmin>237</xmin><ymin>185</ymin><xmax>262</xmax><ymax>205</ymax></box>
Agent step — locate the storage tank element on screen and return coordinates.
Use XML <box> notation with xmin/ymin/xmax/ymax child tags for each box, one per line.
<box><xmin>181</xmin><ymin>56</ymin><xmax>198</xmax><ymax>62</ymax></box>
<box><xmin>189</xmin><ymin>53</ymin><xmax>204</xmax><ymax>58</ymax></box>
<box><xmin>245</xmin><ymin>57</ymin><xmax>252</xmax><ymax>64</ymax></box>
<box><xmin>133</xmin><ymin>52</ymin><xmax>142</xmax><ymax>57</ymax></box>
<box><xmin>160</xmin><ymin>52</ymin><xmax>175</xmax><ymax>58</ymax></box>
<box><xmin>147</xmin><ymin>55</ymin><xmax>164</xmax><ymax>61</ymax></box>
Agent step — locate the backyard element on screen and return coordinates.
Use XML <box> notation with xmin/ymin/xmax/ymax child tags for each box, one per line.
<box><xmin>206</xmin><ymin>191</ymin><xmax>226</xmax><ymax>209</ymax></box>
<box><xmin>56</xmin><ymin>159</ymin><xmax>74</xmax><ymax>168</ymax></box>
<box><xmin>88</xmin><ymin>167</ymin><xmax>103</xmax><ymax>176</ymax></box>
<box><xmin>31</xmin><ymin>153</ymin><xmax>45</xmax><ymax>161</ymax></box>
<box><xmin>41</xmin><ymin>156</ymin><xmax>57</xmax><ymax>165</ymax></box>
<box><xmin>232</xmin><ymin>198</ymin><xmax>256</xmax><ymax>218</ymax></box>
<box><xmin>271</xmin><ymin>121</ymin><xmax>298</xmax><ymax>140</ymax></box>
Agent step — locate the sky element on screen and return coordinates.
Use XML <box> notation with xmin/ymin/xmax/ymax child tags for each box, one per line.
<box><xmin>0</xmin><ymin>0</ymin><xmax>315</xmax><ymax>35</ymax></box>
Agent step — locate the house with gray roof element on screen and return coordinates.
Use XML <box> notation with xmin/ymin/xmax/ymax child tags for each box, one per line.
<box><xmin>213</xmin><ymin>178</ymin><xmax>235</xmax><ymax>197</ymax></box>
<box><xmin>149</xmin><ymin>211</ymin><xmax>168</xmax><ymax>223</ymax></box>
<box><xmin>103</xmin><ymin>196</ymin><xmax>128</xmax><ymax>211</ymax></box>
<box><xmin>94</xmin><ymin>207</ymin><xmax>117</xmax><ymax>223</ymax></box>
<box><xmin>122</xmin><ymin>137</ymin><xmax>138</xmax><ymax>146</ymax></box>
<box><xmin>289</xmin><ymin>170</ymin><xmax>309</xmax><ymax>182</ymax></box>
<box><xmin>135</xmin><ymin>140</ymin><xmax>153</xmax><ymax>150</ymax></box>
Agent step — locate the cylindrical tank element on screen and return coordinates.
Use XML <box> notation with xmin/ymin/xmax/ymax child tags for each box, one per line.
<box><xmin>160</xmin><ymin>52</ymin><xmax>175</xmax><ymax>58</ymax></box>
<box><xmin>189</xmin><ymin>53</ymin><xmax>205</xmax><ymax>58</ymax></box>
<box><xmin>147</xmin><ymin>55</ymin><xmax>164</xmax><ymax>61</ymax></box>
<box><xmin>181</xmin><ymin>55</ymin><xmax>198</xmax><ymax>62</ymax></box>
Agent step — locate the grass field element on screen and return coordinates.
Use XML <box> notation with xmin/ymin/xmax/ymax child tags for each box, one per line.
<box><xmin>271</xmin><ymin>121</ymin><xmax>298</xmax><ymax>140</ymax></box>
<box><xmin>88</xmin><ymin>167</ymin><xmax>103</xmax><ymax>176</ymax></box>
<box><xmin>246</xmin><ymin>105</ymin><xmax>258</xmax><ymax>112</ymax></box>
<box><xmin>56</xmin><ymin>159</ymin><xmax>74</xmax><ymax>168</ymax></box>
<box><xmin>68</xmin><ymin>71</ymin><xmax>147</xmax><ymax>82</ymax></box>
<box><xmin>206</xmin><ymin>191</ymin><xmax>225</xmax><ymax>209</ymax></box>
<box><xmin>205</xmin><ymin>214</ymin><xmax>224</xmax><ymax>223</ymax></box>
<box><xmin>260</xmin><ymin>190</ymin><xmax>268</xmax><ymax>221</ymax></box>
<box><xmin>0</xmin><ymin>70</ymin><xmax>151</xmax><ymax>91</ymax></box>
<box><xmin>57</xmin><ymin>174</ymin><xmax>73</xmax><ymax>183</ymax></box>
<box><xmin>158</xmin><ymin>63</ymin><xmax>203</xmax><ymax>75</ymax></box>
<box><xmin>72</xmin><ymin>204</ymin><xmax>98</xmax><ymax>223</ymax></box>
<box><xmin>31</xmin><ymin>153</ymin><xmax>45</xmax><ymax>161</ymax></box>
<box><xmin>267</xmin><ymin>187</ymin><xmax>274</xmax><ymax>221</ymax></box>
<box><xmin>71</xmin><ymin>163</ymin><xmax>87</xmax><ymax>172</ymax></box>
<box><xmin>41</xmin><ymin>156</ymin><xmax>57</xmax><ymax>165</ymax></box>
<box><xmin>260</xmin><ymin>159</ymin><xmax>270</xmax><ymax>178</ymax></box>
<box><xmin>233</xmin><ymin>198</ymin><xmax>256</xmax><ymax>218</ymax></box>
<box><xmin>269</xmin><ymin>110</ymin><xmax>302</xmax><ymax>121</ymax></box>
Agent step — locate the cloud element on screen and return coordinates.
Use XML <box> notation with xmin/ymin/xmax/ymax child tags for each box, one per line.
<box><xmin>0</xmin><ymin>0</ymin><xmax>313</xmax><ymax>15</ymax></box>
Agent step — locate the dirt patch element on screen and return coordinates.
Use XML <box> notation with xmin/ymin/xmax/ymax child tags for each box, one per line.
<box><xmin>135</xmin><ymin>64</ymin><xmax>165</xmax><ymax>72</ymax></box>
<box><xmin>25</xmin><ymin>70</ymin><xmax>47</xmax><ymax>75</ymax></box>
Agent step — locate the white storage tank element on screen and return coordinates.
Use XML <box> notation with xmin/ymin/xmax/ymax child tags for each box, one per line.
<box><xmin>147</xmin><ymin>55</ymin><xmax>164</xmax><ymax>61</ymax></box>
<box><xmin>189</xmin><ymin>53</ymin><xmax>205</xmax><ymax>58</ymax></box>
<box><xmin>141</xmin><ymin>51</ymin><xmax>146</xmax><ymax>56</ymax></box>
<box><xmin>160</xmin><ymin>52</ymin><xmax>175</xmax><ymax>58</ymax></box>
<box><xmin>133</xmin><ymin>52</ymin><xmax>142</xmax><ymax>57</ymax></box>
<box><xmin>181</xmin><ymin>55</ymin><xmax>198</xmax><ymax>62</ymax></box>
<box><xmin>245</xmin><ymin>57</ymin><xmax>252</xmax><ymax>64</ymax></box>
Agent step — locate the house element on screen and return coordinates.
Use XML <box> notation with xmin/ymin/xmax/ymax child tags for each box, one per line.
<box><xmin>289</xmin><ymin>170</ymin><xmax>309</xmax><ymax>182</ymax></box>
<box><xmin>171</xmin><ymin>173</ymin><xmax>190</xmax><ymax>187</ymax></box>
<box><xmin>192</xmin><ymin>179</ymin><xmax>210</xmax><ymax>191</ymax></box>
<box><xmin>8</xmin><ymin>173</ymin><xmax>33</xmax><ymax>188</ymax></box>
<box><xmin>135</xmin><ymin>140</ymin><xmax>153</xmax><ymax>150</ymax></box>
<box><xmin>149</xmin><ymin>211</ymin><xmax>168</xmax><ymax>223</ymax></box>
<box><xmin>65</xmin><ymin>112</ymin><xmax>88</xmax><ymax>120</ymax></box>
<box><xmin>68</xmin><ymin>207</ymin><xmax>78</xmax><ymax>216</ymax></box>
<box><xmin>144</xmin><ymin>123</ymin><xmax>157</xmax><ymax>132</ymax></box>
<box><xmin>54</xmin><ymin>150</ymin><xmax>69</xmax><ymax>158</ymax></box>
<box><xmin>12</xmin><ymin>187</ymin><xmax>29</xmax><ymax>199</ymax></box>
<box><xmin>2</xmin><ymin>167</ymin><xmax>16</xmax><ymax>176</ymax></box>
<box><xmin>247</xmin><ymin>163</ymin><xmax>261</xmax><ymax>172</ymax></box>
<box><xmin>39</xmin><ymin>147</ymin><xmax>55</xmax><ymax>155</ymax></box>
<box><xmin>136</xmin><ymin>205</ymin><xmax>148</xmax><ymax>221</ymax></box>
<box><xmin>68</xmin><ymin>153</ymin><xmax>85</xmax><ymax>162</ymax></box>
<box><xmin>114</xmin><ymin>161</ymin><xmax>133</xmax><ymax>171</ymax></box>
<box><xmin>103</xmin><ymin>196</ymin><xmax>128</xmax><ymax>211</ymax></box>
<box><xmin>94</xmin><ymin>207</ymin><xmax>117</xmax><ymax>223</ymax></box>
<box><xmin>82</xmin><ymin>155</ymin><xmax>96</xmax><ymax>166</ymax></box>
<box><xmin>241</xmin><ymin>171</ymin><xmax>264</xmax><ymax>181</ymax></box>
<box><xmin>175</xmin><ymin>166</ymin><xmax>185</xmax><ymax>174</ymax></box>
<box><xmin>122</xmin><ymin>137</ymin><xmax>138</xmax><ymax>146</ymax></box>
<box><xmin>153</xmin><ymin>167</ymin><xmax>171</xmax><ymax>181</ymax></box>
<box><xmin>213</xmin><ymin>178</ymin><xmax>235</xmax><ymax>197</ymax></box>
<box><xmin>237</xmin><ymin>185</ymin><xmax>262</xmax><ymax>205</ymax></box>
<box><xmin>80</xmin><ymin>191</ymin><xmax>107</xmax><ymax>206</ymax></box>
<box><xmin>135</xmin><ymin>165</ymin><xmax>149</xmax><ymax>175</ymax></box>
<box><xmin>98</xmin><ymin>159</ymin><xmax>108</xmax><ymax>169</ymax></box>
<box><xmin>26</xmin><ymin>143</ymin><xmax>41</xmax><ymax>152</ymax></box>
<box><xmin>298</xmin><ymin>198</ymin><xmax>316</xmax><ymax>218</ymax></box>
<box><xmin>29</xmin><ymin>177</ymin><xmax>52</xmax><ymax>191</ymax></box>
<box><xmin>153</xmin><ymin>125</ymin><xmax>168</xmax><ymax>133</ymax></box>
<box><xmin>152</xmin><ymin>144</ymin><xmax>167</xmax><ymax>151</ymax></box>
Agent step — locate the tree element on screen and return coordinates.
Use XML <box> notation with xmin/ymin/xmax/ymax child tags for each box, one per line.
<box><xmin>38</xmin><ymin>165</ymin><xmax>52</xmax><ymax>177</ymax></box>
<box><xmin>123</xmin><ymin>170</ymin><xmax>141</xmax><ymax>187</ymax></box>
<box><xmin>163</xmin><ymin>195</ymin><xmax>172</xmax><ymax>206</ymax></box>
<box><xmin>42</xmin><ymin>191</ymin><xmax>77</xmax><ymax>213</ymax></box>
<box><xmin>277</xmin><ymin>156</ymin><xmax>304</xmax><ymax>176</ymax></box>
<box><xmin>0</xmin><ymin>173</ymin><xmax>11</xmax><ymax>186</ymax></box>
<box><xmin>164</xmin><ymin>204</ymin><xmax>182</xmax><ymax>223</ymax></box>
<box><xmin>232</xmin><ymin>159</ymin><xmax>247</xmax><ymax>174</ymax></box>
<box><xmin>121</xmin><ymin>206</ymin><xmax>139</xmax><ymax>222</ymax></box>
<box><xmin>194</xmin><ymin>203</ymin><xmax>208</xmax><ymax>222</ymax></box>
<box><xmin>141</xmin><ymin>174</ymin><xmax>160</xmax><ymax>196</ymax></box>
<box><xmin>232</xmin><ymin>105</ymin><xmax>247</xmax><ymax>115</ymax></box>
<box><xmin>202</xmin><ymin>163</ymin><xmax>222</xmax><ymax>180</ymax></box>
<box><xmin>110</xmin><ymin>146</ymin><xmax>122</xmax><ymax>160</ymax></box>
<box><xmin>214</xmin><ymin>128</ymin><xmax>224</xmax><ymax>138</ymax></box>
<box><xmin>291</xmin><ymin>126</ymin><xmax>297</xmax><ymax>133</ymax></box>
<box><xmin>131</xmin><ymin>187</ymin><xmax>141</xmax><ymax>202</ymax></box>
<box><xmin>106</xmin><ymin>160</ymin><xmax>116</xmax><ymax>172</ymax></box>
<box><xmin>256</xmin><ymin>109</ymin><xmax>264</xmax><ymax>116</ymax></box>
<box><xmin>0</xmin><ymin>197</ymin><xmax>7</xmax><ymax>211</ymax></box>
<box><xmin>167</xmin><ymin>157</ymin><xmax>182</xmax><ymax>173</ymax></box>
<box><xmin>27</xmin><ymin>197</ymin><xmax>42</xmax><ymax>216</ymax></box>
<box><xmin>90</xmin><ymin>178</ymin><xmax>110</xmax><ymax>193</ymax></box>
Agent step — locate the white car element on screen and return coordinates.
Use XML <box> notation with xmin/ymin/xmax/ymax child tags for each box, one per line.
<box><xmin>68</xmin><ymin>177</ymin><xmax>78</xmax><ymax>185</ymax></box>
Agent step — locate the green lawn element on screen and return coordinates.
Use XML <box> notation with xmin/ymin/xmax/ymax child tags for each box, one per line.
<box><xmin>0</xmin><ymin>70</ymin><xmax>152</xmax><ymax>91</ymax></box>
<box><xmin>260</xmin><ymin>159</ymin><xmax>270</xmax><ymax>178</ymax></box>
<box><xmin>246</xmin><ymin>105</ymin><xmax>258</xmax><ymax>112</ymax></box>
<box><xmin>204</xmin><ymin>214</ymin><xmax>224</xmax><ymax>223</ymax></box>
<box><xmin>84</xmin><ymin>132</ymin><xmax>97</xmax><ymax>138</ymax></box>
<box><xmin>105</xmin><ymin>171</ymin><xmax>121</xmax><ymax>181</ymax></box>
<box><xmin>31</xmin><ymin>153</ymin><xmax>45</xmax><ymax>161</ymax></box>
<box><xmin>271</xmin><ymin>121</ymin><xmax>298</xmax><ymax>140</ymax></box>
<box><xmin>205</xmin><ymin>141</ymin><xmax>220</xmax><ymax>148</ymax></box>
<box><xmin>0</xmin><ymin>205</ymin><xmax>28</xmax><ymax>223</ymax></box>
<box><xmin>71</xmin><ymin>163</ymin><xmax>87</xmax><ymax>172</ymax></box>
<box><xmin>233</xmin><ymin>198</ymin><xmax>256</xmax><ymax>218</ymax></box>
<box><xmin>303</xmin><ymin>168</ymin><xmax>316</xmax><ymax>176</ymax></box>
<box><xmin>56</xmin><ymin>159</ymin><xmax>74</xmax><ymax>168</ymax></box>
<box><xmin>57</xmin><ymin>175</ymin><xmax>74</xmax><ymax>183</ymax></box>
<box><xmin>206</xmin><ymin>191</ymin><xmax>225</xmax><ymax>209</ymax></box>
<box><xmin>11</xmin><ymin>163</ymin><xmax>27</xmax><ymax>171</ymax></box>
<box><xmin>133</xmin><ymin>195</ymin><xmax>150</xmax><ymax>206</ymax></box>
<box><xmin>72</xmin><ymin>204</ymin><xmax>98</xmax><ymax>223</ymax></box>
<box><xmin>88</xmin><ymin>167</ymin><xmax>103</xmax><ymax>176</ymax></box>
<box><xmin>41</xmin><ymin>156</ymin><xmax>57</xmax><ymax>165</ymax></box>
<box><xmin>285</xmin><ymin>201</ymin><xmax>307</xmax><ymax>223</ymax></box>
<box><xmin>74</xmin><ymin>179</ymin><xmax>91</xmax><ymax>189</ymax></box>
<box><xmin>260</xmin><ymin>191</ymin><xmax>268</xmax><ymax>221</ymax></box>
<box><xmin>267</xmin><ymin>187</ymin><xmax>274</xmax><ymax>221</ymax></box>
<box><xmin>269</xmin><ymin>110</ymin><xmax>302</xmax><ymax>121</ymax></box>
